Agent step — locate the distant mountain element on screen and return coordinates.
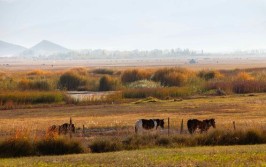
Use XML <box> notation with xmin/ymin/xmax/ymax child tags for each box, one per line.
<box><xmin>21</xmin><ymin>40</ymin><xmax>70</xmax><ymax>58</ymax></box>
<box><xmin>0</xmin><ymin>40</ymin><xmax>27</xmax><ymax>57</ymax></box>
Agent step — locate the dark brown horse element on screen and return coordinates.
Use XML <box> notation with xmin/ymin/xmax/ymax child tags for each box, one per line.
<box><xmin>187</xmin><ymin>119</ymin><xmax>216</xmax><ymax>134</ymax></box>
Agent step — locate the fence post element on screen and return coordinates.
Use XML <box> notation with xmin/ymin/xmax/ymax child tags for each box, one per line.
<box><xmin>180</xmin><ymin>119</ymin><xmax>183</xmax><ymax>134</ymax></box>
<box><xmin>233</xmin><ymin>121</ymin><xmax>236</xmax><ymax>130</ymax></box>
<box><xmin>83</xmin><ymin>125</ymin><xmax>85</xmax><ymax>137</ymax></box>
<box><xmin>168</xmin><ymin>117</ymin><xmax>170</xmax><ymax>136</ymax></box>
<box><xmin>70</xmin><ymin>117</ymin><xmax>72</xmax><ymax>139</ymax></box>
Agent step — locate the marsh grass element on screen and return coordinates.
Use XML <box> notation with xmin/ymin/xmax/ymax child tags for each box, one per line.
<box><xmin>0</xmin><ymin>130</ymin><xmax>83</xmax><ymax>157</ymax></box>
<box><xmin>0</xmin><ymin>91</ymin><xmax>64</xmax><ymax>109</ymax></box>
<box><xmin>88</xmin><ymin>129</ymin><xmax>266</xmax><ymax>153</ymax></box>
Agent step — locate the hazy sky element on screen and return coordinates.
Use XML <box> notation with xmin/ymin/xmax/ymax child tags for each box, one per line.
<box><xmin>0</xmin><ymin>0</ymin><xmax>266</xmax><ymax>52</ymax></box>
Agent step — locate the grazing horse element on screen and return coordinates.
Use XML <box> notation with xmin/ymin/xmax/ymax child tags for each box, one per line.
<box><xmin>187</xmin><ymin>119</ymin><xmax>216</xmax><ymax>134</ymax></box>
<box><xmin>59</xmin><ymin>123</ymin><xmax>75</xmax><ymax>135</ymax></box>
<box><xmin>135</xmin><ymin>119</ymin><xmax>164</xmax><ymax>134</ymax></box>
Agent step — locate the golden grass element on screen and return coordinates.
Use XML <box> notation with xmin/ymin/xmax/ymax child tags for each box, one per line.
<box><xmin>0</xmin><ymin>93</ymin><xmax>266</xmax><ymax>139</ymax></box>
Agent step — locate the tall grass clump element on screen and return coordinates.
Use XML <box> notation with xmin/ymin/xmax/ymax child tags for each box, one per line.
<box><xmin>36</xmin><ymin>138</ymin><xmax>83</xmax><ymax>155</ymax></box>
<box><xmin>0</xmin><ymin>138</ymin><xmax>35</xmax><ymax>157</ymax></box>
<box><xmin>123</xmin><ymin>87</ymin><xmax>195</xmax><ymax>99</ymax></box>
<box><xmin>0</xmin><ymin>129</ymin><xmax>84</xmax><ymax>157</ymax></box>
<box><xmin>58</xmin><ymin>72</ymin><xmax>86</xmax><ymax>91</ymax></box>
<box><xmin>89</xmin><ymin>138</ymin><xmax>123</xmax><ymax>153</ymax></box>
<box><xmin>121</xmin><ymin>69</ymin><xmax>152</xmax><ymax>83</ymax></box>
<box><xmin>151</xmin><ymin>68</ymin><xmax>194</xmax><ymax>86</ymax></box>
<box><xmin>0</xmin><ymin>91</ymin><xmax>64</xmax><ymax>107</ymax></box>
<box><xmin>18</xmin><ymin>79</ymin><xmax>51</xmax><ymax>91</ymax></box>
<box><xmin>99</xmin><ymin>75</ymin><xmax>121</xmax><ymax>91</ymax></box>
<box><xmin>198</xmin><ymin>70</ymin><xmax>223</xmax><ymax>81</ymax></box>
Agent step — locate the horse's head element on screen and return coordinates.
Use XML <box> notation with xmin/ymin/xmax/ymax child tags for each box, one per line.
<box><xmin>209</xmin><ymin>119</ymin><xmax>216</xmax><ymax>128</ymax></box>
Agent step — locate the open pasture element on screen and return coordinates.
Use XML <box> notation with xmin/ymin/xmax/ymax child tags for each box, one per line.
<box><xmin>0</xmin><ymin>93</ymin><xmax>266</xmax><ymax>139</ymax></box>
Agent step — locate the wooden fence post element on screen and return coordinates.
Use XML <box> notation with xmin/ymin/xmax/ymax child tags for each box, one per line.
<box><xmin>70</xmin><ymin>117</ymin><xmax>72</xmax><ymax>139</ymax></box>
<box><xmin>233</xmin><ymin>121</ymin><xmax>236</xmax><ymax>130</ymax></box>
<box><xmin>180</xmin><ymin>119</ymin><xmax>183</xmax><ymax>134</ymax></box>
<box><xmin>83</xmin><ymin>125</ymin><xmax>85</xmax><ymax>137</ymax></box>
<box><xmin>168</xmin><ymin>117</ymin><xmax>170</xmax><ymax>136</ymax></box>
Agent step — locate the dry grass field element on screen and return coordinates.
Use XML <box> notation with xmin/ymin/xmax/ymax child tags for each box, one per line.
<box><xmin>1</xmin><ymin>60</ymin><xmax>266</xmax><ymax>166</ymax></box>
<box><xmin>0</xmin><ymin>93</ymin><xmax>266</xmax><ymax>139</ymax></box>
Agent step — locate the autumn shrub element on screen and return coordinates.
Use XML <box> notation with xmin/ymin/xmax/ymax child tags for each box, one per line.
<box><xmin>99</xmin><ymin>75</ymin><xmax>120</xmax><ymax>91</ymax></box>
<box><xmin>121</xmin><ymin>69</ymin><xmax>152</xmax><ymax>83</ymax></box>
<box><xmin>198</xmin><ymin>70</ymin><xmax>223</xmax><ymax>81</ymax></box>
<box><xmin>18</xmin><ymin>79</ymin><xmax>51</xmax><ymax>91</ymax></box>
<box><xmin>58</xmin><ymin>72</ymin><xmax>86</xmax><ymax>90</ymax></box>
<box><xmin>89</xmin><ymin>138</ymin><xmax>122</xmax><ymax>153</ymax></box>
<box><xmin>36</xmin><ymin>138</ymin><xmax>83</xmax><ymax>155</ymax></box>
<box><xmin>0</xmin><ymin>138</ymin><xmax>35</xmax><ymax>157</ymax></box>
<box><xmin>151</xmin><ymin>68</ymin><xmax>194</xmax><ymax>86</ymax></box>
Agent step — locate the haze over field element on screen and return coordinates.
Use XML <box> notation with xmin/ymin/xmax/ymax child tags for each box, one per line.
<box><xmin>0</xmin><ymin>0</ymin><xmax>266</xmax><ymax>53</ymax></box>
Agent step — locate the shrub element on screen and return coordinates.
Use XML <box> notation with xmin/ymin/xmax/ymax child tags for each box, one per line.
<box><xmin>198</xmin><ymin>70</ymin><xmax>223</xmax><ymax>81</ymax></box>
<box><xmin>89</xmin><ymin>139</ymin><xmax>122</xmax><ymax>153</ymax></box>
<box><xmin>99</xmin><ymin>75</ymin><xmax>119</xmax><ymax>91</ymax></box>
<box><xmin>0</xmin><ymin>138</ymin><xmax>34</xmax><ymax>157</ymax></box>
<box><xmin>18</xmin><ymin>79</ymin><xmax>51</xmax><ymax>91</ymax></box>
<box><xmin>121</xmin><ymin>69</ymin><xmax>152</xmax><ymax>83</ymax></box>
<box><xmin>151</xmin><ymin>68</ymin><xmax>193</xmax><ymax>86</ymax></box>
<box><xmin>58</xmin><ymin>72</ymin><xmax>86</xmax><ymax>90</ymax></box>
<box><xmin>155</xmin><ymin>136</ymin><xmax>171</xmax><ymax>146</ymax></box>
<box><xmin>237</xmin><ymin>72</ymin><xmax>254</xmax><ymax>81</ymax></box>
<box><xmin>36</xmin><ymin>138</ymin><xmax>83</xmax><ymax>155</ymax></box>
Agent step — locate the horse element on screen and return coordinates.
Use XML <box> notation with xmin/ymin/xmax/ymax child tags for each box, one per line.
<box><xmin>135</xmin><ymin>119</ymin><xmax>164</xmax><ymax>134</ymax></box>
<box><xmin>187</xmin><ymin>118</ymin><xmax>215</xmax><ymax>134</ymax></box>
<box><xmin>59</xmin><ymin>123</ymin><xmax>75</xmax><ymax>135</ymax></box>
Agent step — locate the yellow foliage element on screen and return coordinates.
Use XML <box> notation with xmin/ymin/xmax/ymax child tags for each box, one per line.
<box><xmin>237</xmin><ymin>72</ymin><xmax>254</xmax><ymax>81</ymax></box>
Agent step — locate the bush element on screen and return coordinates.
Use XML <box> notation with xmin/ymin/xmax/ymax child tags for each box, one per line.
<box><xmin>89</xmin><ymin>139</ymin><xmax>122</xmax><ymax>153</ymax></box>
<box><xmin>155</xmin><ymin>136</ymin><xmax>171</xmax><ymax>146</ymax></box>
<box><xmin>58</xmin><ymin>72</ymin><xmax>86</xmax><ymax>90</ymax></box>
<box><xmin>121</xmin><ymin>69</ymin><xmax>152</xmax><ymax>83</ymax></box>
<box><xmin>18</xmin><ymin>79</ymin><xmax>51</xmax><ymax>91</ymax></box>
<box><xmin>151</xmin><ymin>68</ymin><xmax>193</xmax><ymax>86</ymax></box>
<box><xmin>0</xmin><ymin>137</ymin><xmax>83</xmax><ymax>157</ymax></box>
<box><xmin>198</xmin><ymin>70</ymin><xmax>223</xmax><ymax>81</ymax></box>
<box><xmin>36</xmin><ymin>138</ymin><xmax>83</xmax><ymax>155</ymax></box>
<box><xmin>0</xmin><ymin>138</ymin><xmax>34</xmax><ymax>157</ymax></box>
<box><xmin>99</xmin><ymin>75</ymin><xmax>119</xmax><ymax>91</ymax></box>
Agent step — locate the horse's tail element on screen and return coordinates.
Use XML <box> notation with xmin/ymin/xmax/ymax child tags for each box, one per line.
<box><xmin>135</xmin><ymin>125</ymin><xmax>138</xmax><ymax>134</ymax></box>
